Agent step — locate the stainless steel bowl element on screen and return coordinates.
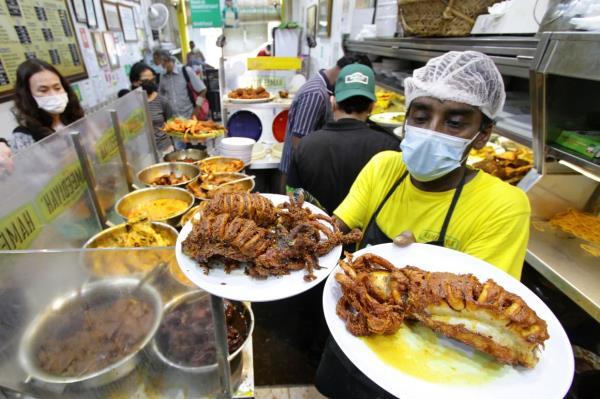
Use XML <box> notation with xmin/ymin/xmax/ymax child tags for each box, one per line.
<box><xmin>198</xmin><ymin>156</ymin><xmax>246</xmax><ymax>174</ymax></box>
<box><xmin>179</xmin><ymin>204</ymin><xmax>204</xmax><ymax>227</ymax></box>
<box><xmin>115</xmin><ymin>186</ymin><xmax>195</xmax><ymax>226</ymax></box>
<box><xmin>151</xmin><ymin>291</ymin><xmax>254</xmax><ymax>373</ymax></box>
<box><xmin>137</xmin><ymin>162</ymin><xmax>200</xmax><ymax>188</ymax></box>
<box><xmin>186</xmin><ymin>172</ymin><xmax>254</xmax><ymax>201</ymax></box>
<box><xmin>82</xmin><ymin>221</ymin><xmax>178</xmax><ymax>249</ymax></box>
<box><xmin>18</xmin><ymin>278</ymin><xmax>163</xmax><ymax>389</ymax></box>
<box><xmin>163</xmin><ymin>148</ymin><xmax>208</xmax><ymax>163</ymax></box>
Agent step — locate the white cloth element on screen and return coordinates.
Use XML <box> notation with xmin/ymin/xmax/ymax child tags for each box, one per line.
<box><xmin>404</xmin><ymin>51</ymin><xmax>506</xmax><ymax>119</ymax></box>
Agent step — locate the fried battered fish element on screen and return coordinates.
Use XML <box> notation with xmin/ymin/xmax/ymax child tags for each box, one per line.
<box><xmin>335</xmin><ymin>253</ymin><xmax>549</xmax><ymax>368</ymax></box>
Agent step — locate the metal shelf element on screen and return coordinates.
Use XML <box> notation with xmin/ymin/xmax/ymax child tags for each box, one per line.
<box><xmin>374</xmin><ymin>80</ymin><xmax>533</xmax><ymax>147</ymax></box>
<box><xmin>547</xmin><ymin>146</ymin><xmax>600</xmax><ymax>178</ymax></box>
<box><xmin>376</xmin><ymin>81</ymin><xmax>404</xmax><ymax>94</ymax></box>
<box><xmin>495</xmin><ymin>117</ymin><xmax>533</xmax><ymax>147</ymax></box>
<box><xmin>222</xmin><ymin>98</ymin><xmax>293</xmax><ymax>110</ymax></box>
<box><xmin>346</xmin><ymin>36</ymin><xmax>538</xmax><ymax>78</ymax></box>
<box><xmin>526</xmin><ymin>226</ymin><xmax>600</xmax><ymax>323</ymax></box>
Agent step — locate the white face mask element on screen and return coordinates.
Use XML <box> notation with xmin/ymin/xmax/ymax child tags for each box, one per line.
<box><xmin>400</xmin><ymin>124</ymin><xmax>479</xmax><ymax>182</ymax></box>
<box><xmin>33</xmin><ymin>93</ymin><xmax>69</xmax><ymax>115</ymax></box>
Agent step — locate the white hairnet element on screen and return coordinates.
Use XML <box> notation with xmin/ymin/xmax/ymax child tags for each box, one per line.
<box><xmin>404</xmin><ymin>51</ymin><xmax>506</xmax><ymax>119</ymax></box>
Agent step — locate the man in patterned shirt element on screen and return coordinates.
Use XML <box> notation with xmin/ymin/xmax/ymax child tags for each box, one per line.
<box><xmin>278</xmin><ymin>54</ymin><xmax>372</xmax><ymax>188</ymax></box>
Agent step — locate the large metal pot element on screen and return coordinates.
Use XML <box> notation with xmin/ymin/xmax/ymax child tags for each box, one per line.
<box><xmin>198</xmin><ymin>156</ymin><xmax>246</xmax><ymax>174</ymax></box>
<box><xmin>18</xmin><ymin>278</ymin><xmax>163</xmax><ymax>390</ymax></box>
<box><xmin>115</xmin><ymin>186</ymin><xmax>194</xmax><ymax>226</ymax></box>
<box><xmin>137</xmin><ymin>162</ymin><xmax>200</xmax><ymax>188</ymax></box>
<box><xmin>82</xmin><ymin>221</ymin><xmax>178</xmax><ymax>249</ymax></box>
<box><xmin>163</xmin><ymin>148</ymin><xmax>208</xmax><ymax>163</ymax></box>
<box><xmin>186</xmin><ymin>172</ymin><xmax>254</xmax><ymax>201</ymax></box>
<box><xmin>151</xmin><ymin>291</ymin><xmax>253</xmax><ymax>374</ymax></box>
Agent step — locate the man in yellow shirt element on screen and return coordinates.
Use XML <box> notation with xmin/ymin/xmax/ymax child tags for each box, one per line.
<box><xmin>316</xmin><ymin>51</ymin><xmax>531</xmax><ymax>399</ymax></box>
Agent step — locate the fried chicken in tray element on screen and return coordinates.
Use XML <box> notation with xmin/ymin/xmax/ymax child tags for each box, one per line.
<box><xmin>181</xmin><ymin>192</ymin><xmax>362</xmax><ymax>281</ymax></box>
<box><xmin>228</xmin><ymin>87</ymin><xmax>271</xmax><ymax>99</ymax></box>
<box><xmin>335</xmin><ymin>253</ymin><xmax>549</xmax><ymax>368</ymax></box>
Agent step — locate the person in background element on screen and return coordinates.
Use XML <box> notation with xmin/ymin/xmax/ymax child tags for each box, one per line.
<box><xmin>222</xmin><ymin>0</ymin><xmax>239</xmax><ymax>27</ymax></box>
<box><xmin>10</xmin><ymin>59</ymin><xmax>84</xmax><ymax>153</ymax></box>
<box><xmin>278</xmin><ymin>54</ymin><xmax>372</xmax><ymax>188</ymax></box>
<box><xmin>286</xmin><ymin>64</ymin><xmax>399</xmax><ymax>214</ymax></box>
<box><xmin>150</xmin><ymin>47</ymin><xmax>165</xmax><ymax>78</ymax></box>
<box><xmin>257</xmin><ymin>44</ymin><xmax>272</xmax><ymax>57</ymax></box>
<box><xmin>0</xmin><ymin>138</ymin><xmax>12</xmax><ymax>174</ymax></box>
<box><xmin>129</xmin><ymin>62</ymin><xmax>173</xmax><ymax>152</ymax></box>
<box><xmin>186</xmin><ymin>41</ymin><xmax>206</xmax><ymax>68</ymax></box>
<box><xmin>315</xmin><ymin>51</ymin><xmax>530</xmax><ymax>398</ymax></box>
<box><xmin>156</xmin><ymin>49</ymin><xmax>206</xmax><ymax>120</ymax></box>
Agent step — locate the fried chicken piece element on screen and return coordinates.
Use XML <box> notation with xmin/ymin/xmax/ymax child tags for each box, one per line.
<box><xmin>335</xmin><ymin>253</ymin><xmax>550</xmax><ymax>368</ymax></box>
<box><xmin>204</xmin><ymin>193</ymin><xmax>278</xmax><ymax>227</ymax></box>
<box><xmin>183</xmin><ymin>193</ymin><xmax>363</xmax><ymax>280</ymax></box>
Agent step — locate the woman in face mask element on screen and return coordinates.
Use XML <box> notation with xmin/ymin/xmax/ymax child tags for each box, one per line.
<box><xmin>9</xmin><ymin>59</ymin><xmax>84</xmax><ymax>152</ymax></box>
<box><xmin>129</xmin><ymin>62</ymin><xmax>173</xmax><ymax>152</ymax></box>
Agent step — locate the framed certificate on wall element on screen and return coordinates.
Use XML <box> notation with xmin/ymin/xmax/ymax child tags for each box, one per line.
<box><xmin>118</xmin><ymin>4</ymin><xmax>137</xmax><ymax>42</ymax></box>
<box><xmin>103</xmin><ymin>31</ymin><xmax>119</xmax><ymax>68</ymax></box>
<box><xmin>101</xmin><ymin>0</ymin><xmax>121</xmax><ymax>32</ymax></box>
<box><xmin>84</xmin><ymin>0</ymin><xmax>97</xmax><ymax>28</ymax></box>
<box><xmin>71</xmin><ymin>0</ymin><xmax>87</xmax><ymax>23</ymax></box>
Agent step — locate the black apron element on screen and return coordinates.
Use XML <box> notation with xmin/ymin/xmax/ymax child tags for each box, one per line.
<box><xmin>358</xmin><ymin>170</ymin><xmax>467</xmax><ymax>249</ymax></box>
<box><xmin>316</xmin><ymin>170</ymin><xmax>468</xmax><ymax>399</ymax></box>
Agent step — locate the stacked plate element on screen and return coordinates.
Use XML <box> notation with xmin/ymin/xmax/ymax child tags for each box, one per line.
<box><xmin>271</xmin><ymin>143</ymin><xmax>283</xmax><ymax>159</ymax></box>
<box><xmin>251</xmin><ymin>143</ymin><xmax>267</xmax><ymax>161</ymax></box>
<box><xmin>219</xmin><ymin>137</ymin><xmax>256</xmax><ymax>164</ymax></box>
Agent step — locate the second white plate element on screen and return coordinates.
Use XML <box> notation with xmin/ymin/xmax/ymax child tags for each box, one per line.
<box><xmin>323</xmin><ymin>243</ymin><xmax>574</xmax><ymax>399</ymax></box>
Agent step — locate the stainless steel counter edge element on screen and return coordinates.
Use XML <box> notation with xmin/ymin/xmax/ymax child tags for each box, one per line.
<box><xmin>526</xmin><ymin>248</ymin><xmax>600</xmax><ymax>323</ymax></box>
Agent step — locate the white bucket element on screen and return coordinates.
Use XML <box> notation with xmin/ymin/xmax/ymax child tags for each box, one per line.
<box><xmin>376</xmin><ymin>0</ymin><xmax>398</xmax><ymax>17</ymax></box>
<box><xmin>376</xmin><ymin>15</ymin><xmax>398</xmax><ymax>38</ymax></box>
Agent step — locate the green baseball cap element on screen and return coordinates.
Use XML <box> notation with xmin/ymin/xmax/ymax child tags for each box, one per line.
<box><xmin>335</xmin><ymin>64</ymin><xmax>376</xmax><ymax>102</ymax></box>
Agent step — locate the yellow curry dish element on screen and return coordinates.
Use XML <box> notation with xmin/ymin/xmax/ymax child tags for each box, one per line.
<box><xmin>128</xmin><ymin>199</ymin><xmax>190</xmax><ymax>221</ymax></box>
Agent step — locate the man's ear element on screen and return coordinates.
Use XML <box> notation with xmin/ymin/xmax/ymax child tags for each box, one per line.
<box><xmin>473</xmin><ymin>122</ymin><xmax>493</xmax><ymax>150</ymax></box>
<box><xmin>367</xmin><ymin>101</ymin><xmax>375</xmax><ymax>114</ymax></box>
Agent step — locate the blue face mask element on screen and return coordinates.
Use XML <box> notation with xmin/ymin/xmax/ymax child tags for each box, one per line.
<box><xmin>400</xmin><ymin>125</ymin><xmax>480</xmax><ymax>182</ymax></box>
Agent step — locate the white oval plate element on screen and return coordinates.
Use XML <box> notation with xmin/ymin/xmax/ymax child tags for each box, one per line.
<box><xmin>225</xmin><ymin>94</ymin><xmax>275</xmax><ymax>104</ymax></box>
<box><xmin>176</xmin><ymin>193</ymin><xmax>342</xmax><ymax>302</ymax></box>
<box><xmin>369</xmin><ymin>112</ymin><xmax>406</xmax><ymax>128</ymax></box>
<box><xmin>323</xmin><ymin>243</ymin><xmax>573</xmax><ymax>399</ymax></box>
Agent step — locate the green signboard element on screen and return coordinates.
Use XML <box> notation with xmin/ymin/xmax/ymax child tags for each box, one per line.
<box><xmin>0</xmin><ymin>204</ymin><xmax>43</xmax><ymax>250</ymax></box>
<box><xmin>35</xmin><ymin>162</ymin><xmax>87</xmax><ymax>222</ymax></box>
<box><xmin>191</xmin><ymin>0</ymin><xmax>222</xmax><ymax>28</ymax></box>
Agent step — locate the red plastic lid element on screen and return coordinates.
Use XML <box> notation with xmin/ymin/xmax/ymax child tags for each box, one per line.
<box><xmin>272</xmin><ymin>109</ymin><xmax>289</xmax><ymax>143</ymax></box>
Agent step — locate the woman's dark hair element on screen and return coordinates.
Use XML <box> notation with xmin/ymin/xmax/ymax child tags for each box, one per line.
<box><xmin>118</xmin><ymin>89</ymin><xmax>130</xmax><ymax>98</ymax></box>
<box><xmin>337</xmin><ymin>96</ymin><xmax>373</xmax><ymax>114</ymax></box>
<box><xmin>12</xmin><ymin>59</ymin><xmax>84</xmax><ymax>142</ymax></box>
<box><xmin>129</xmin><ymin>62</ymin><xmax>155</xmax><ymax>86</ymax></box>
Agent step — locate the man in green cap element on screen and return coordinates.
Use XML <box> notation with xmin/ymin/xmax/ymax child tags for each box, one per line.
<box><xmin>286</xmin><ymin>64</ymin><xmax>399</xmax><ymax>214</ymax></box>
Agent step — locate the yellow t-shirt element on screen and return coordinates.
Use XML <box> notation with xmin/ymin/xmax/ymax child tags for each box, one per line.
<box><xmin>334</xmin><ymin>151</ymin><xmax>531</xmax><ymax>279</ymax></box>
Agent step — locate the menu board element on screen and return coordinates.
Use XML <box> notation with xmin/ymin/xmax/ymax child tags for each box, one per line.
<box><xmin>0</xmin><ymin>0</ymin><xmax>87</xmax><ymax>101</ymax></box>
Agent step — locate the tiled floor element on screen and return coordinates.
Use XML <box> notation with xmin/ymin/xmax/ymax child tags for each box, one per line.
<box><xmin>255</xmin><ymin>385</ymin><xmax>326</xmax><ymax>399</ymax></box>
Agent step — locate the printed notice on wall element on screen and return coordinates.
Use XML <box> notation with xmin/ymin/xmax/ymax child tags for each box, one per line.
<box><xmin>0</xmin><ymin>0</ymin><xmax>86</xmax><ymax>100</ymax></box>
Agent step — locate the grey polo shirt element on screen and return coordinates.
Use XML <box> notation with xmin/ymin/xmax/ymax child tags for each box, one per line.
<box><xmin>158</xmin><ymin>64</ymin><xmax>206</xmax><ymax>118</ymax></box>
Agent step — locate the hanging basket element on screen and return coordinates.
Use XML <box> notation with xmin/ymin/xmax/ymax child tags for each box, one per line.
<box><xmin>398</xmin><ymin>0</ymin><xmax>503</xmax><ymax>37</ymax></box>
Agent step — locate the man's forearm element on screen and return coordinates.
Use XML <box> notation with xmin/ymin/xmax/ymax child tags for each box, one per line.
<box><xmin>334</xmin><ymin>216</ymin><xmax>351</xmax><ymax>234</ymax></box>
<box><xmin>292</xmin><ymin>135</ymin><xmax>301</xmax><ymax>149</ymax></box>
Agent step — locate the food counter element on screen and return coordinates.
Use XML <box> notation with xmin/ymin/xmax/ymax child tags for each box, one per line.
<box><xmin>0</xmin><ymin>90</ymin><xmax>255</xmax><ymax>398</ymax></box>
<box><xmin>0</xmin><ymin>248</ymin><xmax>254</xmax><ymax>399</ymax></box>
